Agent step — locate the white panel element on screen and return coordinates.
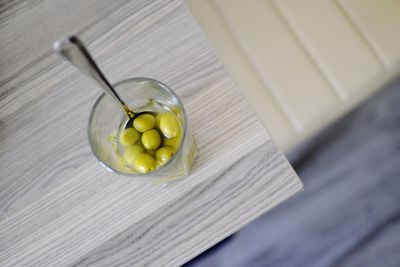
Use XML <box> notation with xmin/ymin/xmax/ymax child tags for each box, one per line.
<box><xmin>275</xmin><ymin>0</ymin><xmax>384</xmax><ymax>98</ymax></box>
<box><xmin>186</xmin><ymin>0</ymin><xmax>296</xmax><ymax>150</ymax></box>
<box><xmin>339</xmin><ymin>0</ymin><xmax>400</xmax><ymax>67</ymax></box>
<box><xmin>213</xmin><ymin>0</ymin><xmax>340</xmax><ymax>131</ymax></box>
<box><xmin>185</xmin><ymin>0</ymin><xmax>400</xmax><ymax>151</ymax></box>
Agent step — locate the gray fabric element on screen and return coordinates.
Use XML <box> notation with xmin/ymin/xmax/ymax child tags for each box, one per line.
<box><xmin>185</xmin><ymin>78</ymin><xmax>400</xmax><ymax>267</ymax></box>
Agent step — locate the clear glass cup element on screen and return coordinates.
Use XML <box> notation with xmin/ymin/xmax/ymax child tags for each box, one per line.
<box><xmin>88</xmin><ymin>77</ymin><xmax>197</xmax><ymax>184</ymax></box>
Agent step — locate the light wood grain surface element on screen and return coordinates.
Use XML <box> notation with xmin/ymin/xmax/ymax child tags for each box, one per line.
<box><xmin>0</xmin><ymin>0</ymin><xmax>302</xmax><ymax>266</ymax></box>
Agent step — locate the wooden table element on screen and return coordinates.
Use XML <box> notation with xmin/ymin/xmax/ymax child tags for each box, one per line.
<box><xmin>0</xmin><ymin>1</ymin><xmax>302</xmax><ymax>266</ymax></box>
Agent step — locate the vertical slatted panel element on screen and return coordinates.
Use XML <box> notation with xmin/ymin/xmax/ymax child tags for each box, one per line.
<box><xmin>213</xmin><ymin>0</ymin><xmax>339</xmax><ymax>131</ymax></box>
<box><xmin>186</xmin><ymin>0</ymin><xmax>296</xmax><ymax>150</ymax></box>
<box><xmin>185</xmin><ymin>0</ymin><xmax>400</xmax><ymax>151</ymax></box>
<box><xmin>274</xmin><ymin>0</ymin><xmax>384</xmax><ymax>99</ymax></box>
<box><xmin>338</xmin><ymin>0</ymin><xmax>400</xmax><ymax>68</ymax></box>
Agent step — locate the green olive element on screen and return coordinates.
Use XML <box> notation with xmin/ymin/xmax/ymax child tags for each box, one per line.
<box><xmin>119</xmin><ymin>128</ymin><xmax>140</xmax><ymax>146</ymax></box>
<box><xmin>156</xmin><ymin>146</ymin><xmax>174</xmax><ymax>165</ymax></box>
<box><xmin>163</xmin><ymin>130</ymin><xmax>182</xmax><ymax>151</ymax></box>
<box><xmin>134</xmin><ymin>153</ymin><xmax>157</xmax><ymax>173</ymax></box>
<box><xmin>159</xmin><ymin>113</ymin><xmax>180</xmax><ymax>138</ymax></box>
<box><xmin>124</xmin><ymin>144</ymin><xmax>145</xmax><ymax>164</ymax></box>
<box><xmin>141</xmin><ymin>129</ymin><xmax>161</xmax><ymax>150</ymax></box>
<box><xmin>133</xmin><ymin>114</ymin><xmax>156</xmax><ymax>133</ymax></box>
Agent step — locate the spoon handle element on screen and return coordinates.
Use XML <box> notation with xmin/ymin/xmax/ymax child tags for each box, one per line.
<box><xmin>53</xmin><ymin>36</ymin><xmax>133</xmax><ymax>117</ymax></box>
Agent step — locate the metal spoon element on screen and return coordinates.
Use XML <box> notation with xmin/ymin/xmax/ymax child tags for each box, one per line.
<box><xmin>53</xmin><ymin>36</ymin><xmax>135</xmax><ymax>118</ymax></box>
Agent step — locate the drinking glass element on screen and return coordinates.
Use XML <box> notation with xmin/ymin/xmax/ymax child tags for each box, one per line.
<box><xmin>88</xmin><ymin>77</ymin><xmax>197</xmax><ymax>184</ymax></box>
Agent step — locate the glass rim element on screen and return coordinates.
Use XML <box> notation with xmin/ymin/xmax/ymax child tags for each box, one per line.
<box><xmin>87</xmin><ymin>77</ymin><xmax>188</xmax><ymax>177</ymax></box>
